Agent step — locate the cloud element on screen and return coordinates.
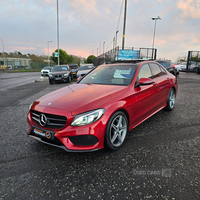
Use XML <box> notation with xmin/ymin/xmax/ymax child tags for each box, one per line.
<box><xmin>177</xmin><ymin>0</ymin><xmax>200</xmax><ymax>18</ymax></box>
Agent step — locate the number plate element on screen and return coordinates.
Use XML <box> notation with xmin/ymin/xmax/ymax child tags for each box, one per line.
<box><xmin>32</xmin><ymin>127</ymin><xmax>55</xmax><ymax>140</ymax></box>
<box><xmin>55</xmin><ymin>78</ymin><xmax>61</xmax><ymax>80</ymax></box>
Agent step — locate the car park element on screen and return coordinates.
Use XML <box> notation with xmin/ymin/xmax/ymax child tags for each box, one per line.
<box><xmin>156</xmin><ymin>60</ymin><xmax>178</xmax><ymax>76</ymax></box>
<box><xmin>41</xmin><ymin>66</ymin><xmax>53</xmax><ymax>76</ymax></box>
<box><xmin>48</xmin><ymin>65</ymin><xmax>72</xmax><ymax>84</ymax></box>
<box><xmin>69</xmin><ymin>64</ymin><xmax>79</xmax><ymax>78</ymax></box>
<box><xmin>76</xmin><ymin>64</ymin><xmax>94</xmax><ymax>78</ymax></box>
<box><xmin>27</xmin><ymin>60</ymin><xmax>178</xmax><ymax>152</ymax></box>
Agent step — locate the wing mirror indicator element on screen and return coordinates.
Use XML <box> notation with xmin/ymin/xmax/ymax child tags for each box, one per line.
<box><xmin>139</xmin><ymin>78</ymin><xmax>153</xmax><ymax>85</ymax></box>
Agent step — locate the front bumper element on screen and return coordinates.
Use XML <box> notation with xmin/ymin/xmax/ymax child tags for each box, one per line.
<box><xmin>49</xmin><ymin>75</ymin><xmax>69</xmax><ymax>82</ymax></box>
<box><xmin>27</xmin><ymin>110</ymin><xmax>109</xmax><ymax>152</ymax></box>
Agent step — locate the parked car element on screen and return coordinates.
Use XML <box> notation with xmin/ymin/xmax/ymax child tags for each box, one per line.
<box><xmin>196</xmin><ymin>63</ymin><xmax>200</xmax><ymax>74</ymax></box>
<box><xmin>156</xmin><ymin>60</ymin><xmax>178</xmax><ymax>76</ymax></box>
<box><xmin>41</xmin><ymin>66</ymin><xmax>53</xmax><ymax>76</ymax></box>
<box><xmin>69</xmin><ymin>64</ymin><xmax>79</xmax><ymax>78</ymax></box>
<box><xmin>76</xmin><ymin>64</ymin><xmax>94</xmax><ymax>78</ymax></box>
<box><xmin>48</xmin><ymin>65</ymin><xmax>72</xmax><ymax>84</ymax></box>
<box><xmin>27</xmin><ymin>60</ymin><xmax>178</xmax><ymax>152</ymax></box>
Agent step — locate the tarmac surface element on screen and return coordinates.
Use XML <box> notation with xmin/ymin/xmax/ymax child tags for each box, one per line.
<box><xmin>0</xmin><ymin>72</ymin><xmax>200</xmax><ymax>199</ymax></box>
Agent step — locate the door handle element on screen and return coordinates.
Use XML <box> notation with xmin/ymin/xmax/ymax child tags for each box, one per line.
<box><xmin>153</xmin><ymin>82</ymin><xmax>157</xmax><ymax>86</ymax></box>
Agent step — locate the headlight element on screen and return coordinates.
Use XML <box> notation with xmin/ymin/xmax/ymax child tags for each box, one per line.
<box><xmin>71</xmin><ymin>109</ymin><xmax>105</xmax><ymax>126</ymax></box>
<box><xmin>49</xmin><ymin>74</ymin><xmax>52</xmax><ymax>77</ymax></box>
<box><xmin>64</xmin><ymin>73</ymin><xmax>69</xmax><ymax>77</ymax></box>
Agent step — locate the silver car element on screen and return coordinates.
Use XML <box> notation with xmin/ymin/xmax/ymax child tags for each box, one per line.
<box><xmin>76</xmin><ymin>64</ymin><xmax>94</xmax><ymax>78</ymax></box>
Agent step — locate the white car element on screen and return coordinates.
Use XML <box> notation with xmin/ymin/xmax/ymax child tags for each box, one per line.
<box><xmin>175</xmin><ymin>62</ymin><xmax>187</xmax><ymax>72</ymax></box>
<box><xmin>41</xmin><ymin>67</ymin><xmax>53</xmax><ymax>76</ymax></box>
<box><xmin>176</xmin><ymin>62</ymin><xmax>197</xmax><ymax>72</ymax></box>
<box><xmin>76</xmin><ymin>64</ymin><xmax>94</xmax><ymax>78</ymax></box>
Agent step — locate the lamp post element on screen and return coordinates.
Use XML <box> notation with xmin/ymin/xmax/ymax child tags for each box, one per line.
<box><xmin>0</xmin><ymin>39</ymin><xmax>5</xmax><ymax>69</ymax></box>
<box><xmin>151</xmin><ymin>16</ymin><xmax>161</xmax><ymax>50</ymax></box>
<box><xmin>115</xmin><ymin>30</ymin><xmax>119</xmax><ymax>49</ymax></box>
<box><xmin>103</xmin><ymin>42</ymin><xmax>105</xmax><ymax>59</ymax></box>
<box><xmin>122</xmin><ymin>0</ymin><xmax>127</xmax><ymax>50</ymax></box>
<box><xmin>57</xmin><ymin>0</ymin><xmax>60</xmax><ymax>65</ymax></box>
<box><xmin>97</xmin><ymin>48</ymin><xmax>98</xmax><ymax>56</ymax></box>
<box><xmin>48</xmin><ymin>41</ymin><xmax>52</xmax><ymax>66</ymax></box>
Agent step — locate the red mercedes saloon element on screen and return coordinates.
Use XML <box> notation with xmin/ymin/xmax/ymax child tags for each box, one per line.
<box><xmin>27</xmin><ymin>60</ymin><xmax>178</xmax><ymax>152</ymax></box>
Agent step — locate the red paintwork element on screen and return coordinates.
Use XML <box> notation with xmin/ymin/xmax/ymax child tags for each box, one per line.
<box><xmin>27</xmin><ymin>61</ymin><xmax>178</xmax><ymax>151</ymax></box>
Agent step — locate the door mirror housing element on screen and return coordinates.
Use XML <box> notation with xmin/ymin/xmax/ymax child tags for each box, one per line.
<box><xmin>139</xmin><ymin>78</ymin><xmax>153</xmax><ymax>85</ymax></box>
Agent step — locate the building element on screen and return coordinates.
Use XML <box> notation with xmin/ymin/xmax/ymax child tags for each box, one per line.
<box><xmin>0</xmin><ymin>57</ymin><xmax>31</xmax><ymax>69</ymax></box>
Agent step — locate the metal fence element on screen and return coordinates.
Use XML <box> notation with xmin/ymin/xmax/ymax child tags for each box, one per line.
<box><xmin>93</xmin><ymin>47</ymin><xmax>157</xmax><ymax>66</ymax></box>
<box><xmin>186</xmin><ymin>51</ymin><xmax>200</xmax><ymax>72</ymax></box>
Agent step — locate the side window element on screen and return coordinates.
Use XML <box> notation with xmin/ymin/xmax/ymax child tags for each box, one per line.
<box><xmin>138</xmin><ymin>64</ymin><xmax>153</xmax><ymax>80</ymax></box>
<box><xmin>149</xmin><ymin>63</ymin><xmax>163</xmax><ymax>78</ymax></box>
<box><xmin>160</xmin><ymin>66</ymin><xmax>167</xmax><ymax>75</ymax></box>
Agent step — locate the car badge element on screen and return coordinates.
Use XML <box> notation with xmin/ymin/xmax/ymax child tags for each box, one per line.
<box><xmin>48</xmin><ymin>103</ymin><xmax>51</xmax><ymax>105</ymax></box>
<box><xmin>39</xmin><ymin>114</ymin><xmax>47</xmax><ymax>127</ymax></box>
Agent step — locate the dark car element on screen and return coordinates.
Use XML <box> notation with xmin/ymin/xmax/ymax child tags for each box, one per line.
<box><xmin>156</xmin><ymin>60</ymin><xmax>178</xmax><ymax>76</ymax></box>
<box><xmin>49</xmin><ymin>65</ymin><xmax>72</xmax><ymax>84</ymax></box>
<box><xmin>28</xmin><ymin>60</ymin><xmax>178</xmax><ymax>152</ymax></box>
<box><xmin>68</xmin><ymin>64</ymin><xmax>79</xmax><ymax>78</ymax></box>
<box><xmin>197</xmin><ymin>63</ymin><xmax>200</xmax><ymax>74</ymax></box>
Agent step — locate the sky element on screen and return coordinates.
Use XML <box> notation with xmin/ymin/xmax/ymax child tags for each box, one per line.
<box><xmin>1</xmin><ymin>0</ymin><xmax>200</xmax><ymax>62</ymax></box>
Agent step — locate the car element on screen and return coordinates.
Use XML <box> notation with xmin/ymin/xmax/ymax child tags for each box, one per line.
<box><xmin>27</xmin><ymin>60</ymin><xmax>178</xmax><ymax>152</ymax></box>
<box><xmin>177</xmin><ymin>61</ymin><xmax>197</xmax><ymax>72</ymax></box>
<box><xmin>41</xmin><ymin>66</ymin><xmax>53</xmax><ymax>76</ymax></box>
<box><xmin>48</xmin><ymin>65</ymin><xmax>73</xmax><ymax>84</ymax></box>
<box><xmin>76</xmin><ymin>64</ymin><xmax>94</xmax><ymax>78</ymax></box>
<box><xmin>196</xmin><ymin>63</ymin><xmax>200</xmax><ymax>74</ymax></box>
<box><xmin>156</xmin><ymin>60</ymin><xmax>178</xmax><ymax>76</ymax></box>
<box><xmin>69</xmin><ymin>64</ymin><xmax>79</xmax><ymax>78</ymax></box>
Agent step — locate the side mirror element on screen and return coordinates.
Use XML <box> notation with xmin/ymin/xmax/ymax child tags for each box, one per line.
<box><xmin>139</xmin><ymin>78</ymin><xmax>153</xmax><ymax>85</ymax></box>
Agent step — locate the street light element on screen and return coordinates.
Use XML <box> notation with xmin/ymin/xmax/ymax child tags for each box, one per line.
<box><xmin>103</xmin><ymin>42</ymin><xmax>105</xmax><ymax>59</ymax></box>
<box><xmin>151</xmin><ymin>16</ymin><xmax>161</xmax><ymax>50</ymax></box>
<box><xmin>97</xmin><ymin>48</ymin><xmax>98</xmax><ymax>56</ymax></box>
<box><xmin>48</xmin><ymin>41</ymin><xmax>53</xmax><ymax>66</ymax></box>
<box><xmin>0</xmin><ymin>39</ymin><xmax>5</xmax><ymax>69</ymax></box>
<box><xmin>57</xmin><ymin>0</ymin><xmax>60</xmax><ymax>65</ymax></box>
<box><xmin>115</xmin><ymin>30</ymin><xmax>119</xmax><ymax>49</ymax></box>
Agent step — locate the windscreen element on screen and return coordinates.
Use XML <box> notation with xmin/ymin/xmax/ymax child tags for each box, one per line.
<box><xmin>52</xmin><ymin>66</ymin><xmax>68</xmax><ymax>71</ymax></box>
<box><xmin>79</xmin><ymin>64</ymin><xmax>136</xmax><ymax>86</ymax></box>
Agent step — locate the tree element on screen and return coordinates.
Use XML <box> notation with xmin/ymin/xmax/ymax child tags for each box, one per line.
<box><xmin>177</xmin><ymin>56</ymin><xmax>187</xmax><ymax>62</ymax></box>
<box><xmin>86</xmin><ymin>55</ymin><xmax>96</xmax><ymax>64</ymax></box>
<box><xmin>51</xmin><ymin>49</ymin><xmax>74</xmax><ymax>65</ymax></box>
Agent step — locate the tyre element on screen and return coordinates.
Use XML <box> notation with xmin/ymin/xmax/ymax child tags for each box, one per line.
<box><xmin>165</xmin><ymin>88</ymin><xmax>175</xmax><ymax>111</ymax></box>
<box><xmin>68</xmin><ymin>76</ymin><xmax>71</xmax><ymax>83</ymax></box>
<box><xmin>193</xmin><ymin>67</ymin><xmax>197</xmax><ymax>73</ymax></box>
<box><xmin>104</xmin><ymin>111</ymin><xmax>128</xmax><ymax>150</ymax></box>
<box><xmin>49</xmin><ymin>79</ymin><xmax>53</xmax><ymax>84</ymax></box>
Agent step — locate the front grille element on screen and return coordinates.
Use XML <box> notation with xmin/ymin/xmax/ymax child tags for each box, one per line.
<box><xmin>31</xmin><ymin>110</ymin><xmax>67</xmax><ymax>129</ymax></box>
<box><xmin>54</xmin><ymin>74</ymin><xmax>63</xmax><ymax>78</ymax></box>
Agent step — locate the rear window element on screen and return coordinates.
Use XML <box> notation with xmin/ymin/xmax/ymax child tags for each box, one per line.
<box><xmin>69</xmin><ymin>65</ymin><xmax>78</xmax><ymax>69</ymax></box>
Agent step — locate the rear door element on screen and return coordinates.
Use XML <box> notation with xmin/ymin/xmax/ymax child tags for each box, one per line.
<box><xmin>149</xmin><ymin>62</ymin><xmax>170</xmax><ymax>108</ymax></box>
